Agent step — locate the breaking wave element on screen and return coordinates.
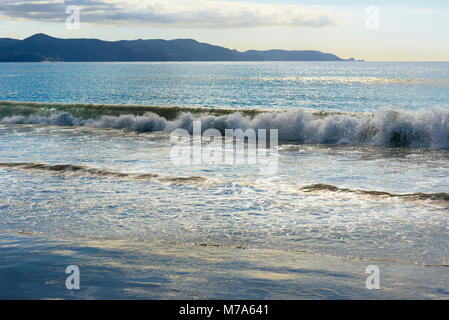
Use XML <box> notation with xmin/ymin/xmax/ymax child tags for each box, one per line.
<box><xmin>1</xmin><ymin>101</ymin><xmax>449</xmax><ymax>148</ymax></box>
<box><xmin>0</xmin><ymin>162</ymin><xmax>205</xmax><ymax>184</ymax></box>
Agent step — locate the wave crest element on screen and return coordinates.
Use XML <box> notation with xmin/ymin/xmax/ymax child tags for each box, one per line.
<box><xmin>1</xmin><ymin>104</ymin><xmax>449</xmax><ymax>148</ymax></box>
<box><xmin>302</xmin><ymin>183</ymin><xmax>449</xmax><ymax>203</ymax></box>
<box><xmin>0</xmin><ymin>162</ymin><xmax>205</xmax><ymax>184</ymax></box>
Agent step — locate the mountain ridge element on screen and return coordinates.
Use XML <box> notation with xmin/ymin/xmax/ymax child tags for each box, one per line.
<box><xmin>0</xmin><ymin>33</ymin><xmax>359</xmax><ymax>62</ymax></box>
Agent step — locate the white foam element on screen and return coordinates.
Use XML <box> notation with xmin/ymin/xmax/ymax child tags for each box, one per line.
<box><xmin>1</xmin><ymin>107</ymin><xmax>449</xmax><ymax>148</ymax></box>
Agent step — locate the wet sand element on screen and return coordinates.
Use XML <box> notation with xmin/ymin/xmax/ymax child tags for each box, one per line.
<box><xmin>1</xmin><ymin>231</ymin><xmax>447</xmax><ymax>299</ymax></box>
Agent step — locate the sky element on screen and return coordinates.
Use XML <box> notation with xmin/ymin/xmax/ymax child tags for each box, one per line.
<box><xmin>0</xmin><ymin>0</ymin><xmax>448</xmax><ymax>61</ymax></box>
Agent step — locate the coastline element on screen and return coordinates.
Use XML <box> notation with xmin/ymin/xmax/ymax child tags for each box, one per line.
<box><xmin>0</xmin><ymin>100</ymin><xmax>265</xmax><ymax>120</ymax></box>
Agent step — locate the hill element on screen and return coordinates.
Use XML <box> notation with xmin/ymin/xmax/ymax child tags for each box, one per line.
<box><xmin>0</xmin><ymin>33</ymin><xmax>356</xmax><ymax>62</ymax></box>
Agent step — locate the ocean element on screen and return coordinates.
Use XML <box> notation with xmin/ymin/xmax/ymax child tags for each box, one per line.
<box><xmin>0</xmin><ymin>62</ymin><xmax>448</xmax><ymax>299</ymax></box>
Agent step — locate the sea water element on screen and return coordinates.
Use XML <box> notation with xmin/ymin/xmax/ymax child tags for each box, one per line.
<box><xmin>0</xmin><ymin>62</ymin><xmax>448</xmax><ymax>299</ymax></box>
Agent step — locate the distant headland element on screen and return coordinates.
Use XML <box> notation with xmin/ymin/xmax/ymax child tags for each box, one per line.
<box><xmin>0</xmin><ymin>33</ymin><xmax>362</xmax><ymax>62</ymax></box>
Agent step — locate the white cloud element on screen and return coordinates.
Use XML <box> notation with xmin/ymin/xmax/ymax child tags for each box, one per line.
<box><xmin>0</xmin><ymin>0</ymin><xmax>341</xmax><ymax>28</ymax></box>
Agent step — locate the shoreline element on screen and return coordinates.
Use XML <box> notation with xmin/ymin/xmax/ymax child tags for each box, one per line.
<box><xmin>1</xmin><ymin>231</ymin><xmax>447</xmax><ymax>299</ymax></box>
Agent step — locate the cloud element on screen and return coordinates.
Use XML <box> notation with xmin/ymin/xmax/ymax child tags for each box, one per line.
<box><xmin>0</xmin><ymin>0</ymin><xmax>341</xmax><ymax>28</ymax></box>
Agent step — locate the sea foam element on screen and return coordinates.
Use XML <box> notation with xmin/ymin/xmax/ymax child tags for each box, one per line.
<box><xmin>1</xmin><ymin>106</ymin><xmax>449</xmax><ymax>148</ymax></box>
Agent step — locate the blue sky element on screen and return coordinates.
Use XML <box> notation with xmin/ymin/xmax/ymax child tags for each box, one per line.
<box><xmin>1</xmin><ymin>0</ymin><xmax>448</xmax><ymax>61</ymax></box>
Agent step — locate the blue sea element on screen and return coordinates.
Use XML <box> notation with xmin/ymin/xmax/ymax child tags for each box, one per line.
<box><xmin>0</xmin><ymin>62</ymin><xmax>448</xmax><ymax>299</ymax></box>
